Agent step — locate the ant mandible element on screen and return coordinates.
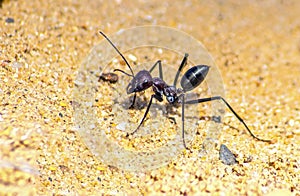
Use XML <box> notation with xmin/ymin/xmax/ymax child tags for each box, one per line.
<box><xmin>99</xmin><ymin>31</ymin><xmax>271</xmax><ymax>149</ymax></box>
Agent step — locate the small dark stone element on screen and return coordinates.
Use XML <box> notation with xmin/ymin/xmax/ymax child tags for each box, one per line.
<box><xmin>219</xmin><ymin>144</ymin><xmax>238</xmax><ymax>165</ymax></box>
<box><xmin>212</xmin><ymin>115</ymin><xmax>221</xmax><ymax>123</ymax></box>
<box><xmin>5</xmin><ymin>17</ymin><xmax>15</xmax><ymax>23</ymax></box>
<box><xmin>99</xmin><ymin>72</ymin><xmax>118</xmax><ymax>83</ymax></box>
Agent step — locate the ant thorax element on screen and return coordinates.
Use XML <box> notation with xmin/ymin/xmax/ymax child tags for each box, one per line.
<box><xmin>152</xmin><ymin>77</ymin><xmax>182</xmax><ymax>104</ymax></box>
<box><xmin>152</xmin><ymin>77</ymin><xmax>167</xmax><ymax>102</ymax></box>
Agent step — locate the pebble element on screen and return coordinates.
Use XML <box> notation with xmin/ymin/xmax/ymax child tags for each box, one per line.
<box><xmin>219</xmin><ymin>144</ymin><xmax>238</xmax><ymax>165</ymax></box>
<box><xmin>5</xmin><ymin>17</ymin><xmax>15</xmax><ymax>23</ymax></box>
<box><xmin>11</xmin><ymin>61</ymin><xmax>23</xmax><ymax>69</ymax></box>
<box><xmin>128</xmin><ymin>54</ymin><xmax>137</xmax><ymax>62</ymax></box>
<box><xmin>116</xmin><ymin>122</ymin><xmax>127</xmax><ymax>131</ymax></box>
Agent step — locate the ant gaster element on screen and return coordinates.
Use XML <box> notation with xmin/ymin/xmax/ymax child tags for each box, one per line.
<box><xmin>99</xmin><ymin>31</ymin><xmax>271</xmax><ymax>149</ymax></box>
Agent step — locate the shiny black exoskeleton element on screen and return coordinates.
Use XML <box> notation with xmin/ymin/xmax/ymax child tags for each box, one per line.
<box><xmin>99</xmin><ymin>31</ymin><xmax>271</xmax><ymax>149</ymax></box>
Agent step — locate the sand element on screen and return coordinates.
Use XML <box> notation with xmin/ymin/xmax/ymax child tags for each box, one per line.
<box><xmin>1</xmin><ymin>0</ymin><xmax>300</xmax><ymax>195</ymax></box>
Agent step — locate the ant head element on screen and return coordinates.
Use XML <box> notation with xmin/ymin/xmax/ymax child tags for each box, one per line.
<box><xmin>164</xmin><ymin>86</ymin><xmax>177</xmax><ymax>103</ymax></box>
<box><xmin>126</xmin><ymin>70</ymin><xmax>153</xmax><ymax>94</ymax></box>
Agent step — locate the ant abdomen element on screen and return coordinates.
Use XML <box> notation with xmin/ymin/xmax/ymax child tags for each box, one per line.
<box><xmin>180</xmin><ymin>65</ymin><xmax>210</xmax><ymax>92</ymax></box>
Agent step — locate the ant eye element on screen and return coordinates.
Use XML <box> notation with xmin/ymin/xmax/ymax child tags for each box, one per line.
<box><xmin>143</xmin><ymin>79</ymin><xmax>148</xmax><ymax>84</ymax></box>
<box><xmin>167</xmin><ymin>96</ymin><xmax>174</xmax><ymax>103</ymax></box>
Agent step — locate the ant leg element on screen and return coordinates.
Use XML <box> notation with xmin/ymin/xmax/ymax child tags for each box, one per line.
<box><xmin>149</xmin><ymin>60</ymin><xmax>163</xmax><ymax>80</ymax></box>
<box><xmin>129</xmin><ymin>93</ymin><xmax>137</xmax><ymax>109</ymax></box>
<box><xmin>173</xmin><ymin>53</ymin><xmax>189</xmax><ymax>87</ymax></box>
<box><xmin>185</xmin><ymin>96</ymin><xmax>271</xmax><ymax>142</ymax></box>
<box><xmin>180</xmin><ymin>94</ymin><xmax>188</xmax><ymax>149</ymax></box>
<box><xmin>130</xmin><ymin>94</ymin><xmax>155</xmax><ymax>134</ymax></box>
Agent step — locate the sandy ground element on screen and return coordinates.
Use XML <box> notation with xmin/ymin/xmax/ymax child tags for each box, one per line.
<box><xmin>1</xmin><ymin>0</ymin><xmax>300</xmax><ymax>195</ymax></box>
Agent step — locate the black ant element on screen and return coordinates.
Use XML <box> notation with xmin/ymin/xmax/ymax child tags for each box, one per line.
<box><xmin>99</xmin><ymin>31</ymin><xmax>271</xmax><ymax>149</ymax></box>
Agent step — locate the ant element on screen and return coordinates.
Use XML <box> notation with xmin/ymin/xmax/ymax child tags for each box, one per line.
<box><xmin>99</xmin><ymin>31</ymin><xmax>271</xmax><ymax>149</ymax></box>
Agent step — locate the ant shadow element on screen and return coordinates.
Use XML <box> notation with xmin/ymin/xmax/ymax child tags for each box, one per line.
<box><xmin>113</xmin><ymin>94</ymin><xmax>181</xmax><ymax>122</ymax></box>
<box><xmin>113</xmin><ymin>93</ymin><xmax>225</xmax><ymax>126</ymax></box>
<box><xmin>113</xmin><ymin>93</ymin><xmax>242</xmax><ymax>132</ymax></box>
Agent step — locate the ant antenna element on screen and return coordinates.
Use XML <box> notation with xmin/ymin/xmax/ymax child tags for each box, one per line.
<box><xmin>99</xmin><ymin>31</ymin><xmax>134</xmax><ymax>77</ymax></box>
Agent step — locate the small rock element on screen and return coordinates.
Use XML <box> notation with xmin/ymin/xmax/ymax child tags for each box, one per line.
<box><xmin>99</xmin><ymin>72</ymin><xmax>118</xmax><ymax>83</ymax></box>
<box><xmin>5</xmin><ymin>17</ymin><xmax>15</xmax><ymax>23</ymax></box>
<box><xmin>11</xmin><ymin>61</ymin><xmax>23</xmax><ymax>69</ymax></box>
<box><xmin>116</xmin><ymin>122</ymin><xmax>127</xmax><ymax>131</ymax></box>
<box><xmin>212</xmin><ymin>115</ymin><xmax>221</xmax><ymax>123</ymax></box>
<box><xmin>219</xmin><ymin>144</ymin><xmax>238</xmax><ymax>165</ymax></box>
<box><xmin>128</xmin><ymin>54</ymin><xmax>137</xmax><ymax>62</ymax></box>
